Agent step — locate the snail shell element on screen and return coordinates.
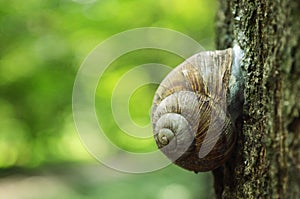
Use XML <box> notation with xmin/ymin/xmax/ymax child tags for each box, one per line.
<box><xmin>151</xmin><ymin>46</ymin><xmax>243</xmax><ymax>172</ymax></box>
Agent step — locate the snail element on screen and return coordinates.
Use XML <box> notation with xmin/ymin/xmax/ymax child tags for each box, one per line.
<box><xmin>151</xmin><ymin>45</ymin><xmax>244</xmax><ymax>172</ymax></box>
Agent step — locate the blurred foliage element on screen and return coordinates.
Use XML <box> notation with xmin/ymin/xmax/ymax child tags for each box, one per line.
<box><xmin>0</xmin><ymin>164</ymin><xmax>213</xmax><ymax>199</ymax></box>
<box><xmin>0</xmin><ymin>0</ymin><xmax>216</xmax><ymax>170</ymax></box>
<box><xmin>0</xmin><ymin>0</ymin><xmax>216</xmax><ymax>199</ymax></box>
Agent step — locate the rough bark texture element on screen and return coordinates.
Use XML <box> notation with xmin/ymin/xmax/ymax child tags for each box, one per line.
<box><xmin>214</xmin><ymin>0</ymin><xmax>300</xmax><ymax>198</ymax></box>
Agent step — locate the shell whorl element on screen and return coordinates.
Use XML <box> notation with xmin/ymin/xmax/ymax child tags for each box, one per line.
<box><xmin>152</xmin><ymin>91</ymin><xmax>208</xmax><ymax>161</ymax></box>
<box><xmin>151</xmin><ymin>48</ymin><xmax>238</xmax><ymax>172</ymax></box>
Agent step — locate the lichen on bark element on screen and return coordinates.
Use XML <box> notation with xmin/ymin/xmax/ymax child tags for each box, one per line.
<box><xmin>214</xmin><ymin>0</ymin><xmax>300</xmax><ymax>198</ymax></box>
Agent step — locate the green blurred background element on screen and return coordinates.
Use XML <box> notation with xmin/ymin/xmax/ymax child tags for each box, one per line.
<box><xmin>0</xmin><ymin>0</ymin><xmax>217</xmax><ymax>198</ymax></box>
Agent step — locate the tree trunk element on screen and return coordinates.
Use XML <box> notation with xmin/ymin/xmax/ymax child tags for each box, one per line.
<box><xmin>214</xmin><ymin>0</ymin><xmax>300</xmax><ymax>198</ymax></box>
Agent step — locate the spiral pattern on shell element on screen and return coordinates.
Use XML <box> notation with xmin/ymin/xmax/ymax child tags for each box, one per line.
<box><xmin>151</xmin><ymin>48</ymin><xmax>240</xmax><ymax>172</ymax></box>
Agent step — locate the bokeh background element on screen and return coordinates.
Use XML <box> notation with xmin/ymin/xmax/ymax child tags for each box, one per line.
<box><xmin>0</xmin><ymin>0</ymin><xmax>217</xmax><ymax>198</ymax></box>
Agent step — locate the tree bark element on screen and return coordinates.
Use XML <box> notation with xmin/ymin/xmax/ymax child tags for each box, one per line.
<box><xmin>214</xmin><ymin>0</ymin><xmax>300</xmax><ymax>198</ymax></box>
